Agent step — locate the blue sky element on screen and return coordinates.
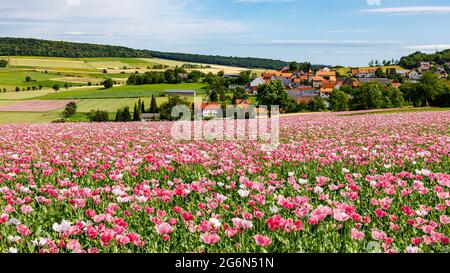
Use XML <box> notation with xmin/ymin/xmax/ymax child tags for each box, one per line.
<box><xmin>1</xmin><ymin>0</ymin><xmax>450</xmax><ymax>66</ymax></box>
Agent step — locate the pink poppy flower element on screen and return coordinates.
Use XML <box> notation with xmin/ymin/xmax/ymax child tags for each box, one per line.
<box><xmin>200</xmin><ymin>233</ymin><xmax>220</xmax><ymax>245</ymax></box>
<box><xmin>254</xmin><ymin>235</ymin><xmax>272</xmax><ymax>248</ymax></box>
<box><xmin>16</xmin><ymin>224</ymin><xmax>31</xmax><ymax>237</ymax></box>
<box><xmin>350</xmin><ymin>228</ymin><xmax>365</xmax><ymax>241</ymax></box>
<box><xmin>440</xmin><ymin>215</ymin><xmax>450</xmax><ymax>225</ymax></box>
<box><xmin>155</xmin><ymin>222</ymin><xmax>173</xmax><ymax>235</ymax></box>
<box><xmin>20</xmin><ymin>205</ymin><xmax>33</xmax><ymax>215</ymax></box>
<box><xmin>371</xmin><ymin>229</ymin><xmax>387</xmax><ymax>241</ymax></box>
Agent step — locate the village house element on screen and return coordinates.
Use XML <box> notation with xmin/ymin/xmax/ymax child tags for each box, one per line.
<box><xmin>395</xmin><ymin>69</ymin><xmax>411</xmax><ymax>77</ymax></box>
<box><xmin>351</xmin><ymin>67</ymin><xmax>378</xmax><ymax>78</ymax></box>
<box><xmin>222</xmin><ymin>74</ymin><xmax>240</xmax><ymax>79</ymax></box>
<box><xmin>288</xmin><ymin>89</ymin><xmax>318</xmax><ymax>104</ymax></box>
<box><xmin>358</xmin><ymin>78</ymin><xmax>393</xmax><ymax>86</ymax></box>
<box><xmin>178</xmin><ymin>73</ymin><xmax>189</xmax><ymax>81</ymax></box>
<box><xmin>141</xmin><ymin>113</ymin><xmax>160</xmax><ymax>122</ymax></box>
<box><xmin>249</xmin><ymin>77</ymin><xmax>265</xmax><ymax>94</ymax></box>
<box><xmin>229</xmin><ymin>84</ymin><xmax>247</xmax><ymax>90</ymax></box>
<box><xmin>408</xmin><ymin>69</ymin><xmax>422</xmax><ymax>81</ymax></box>
<box><xmin>312</xmin><ymin>76</ymin><xmax>325</xmax><ymax>88</ymax></box>
<box><xmin>392</xmin><ymin>81</ymin><xmax>402</xmax><ymax>89</ymax></box>
<box><xmin>435</xmin><ymin>67</ymin><xmax>448</xmax><ymax>79</ymax></box>
<box><xmin>202</xmin><ymin>102</ymin><xmax>222</xmax><ymax>118</ymax></box>
<box><xmin>316</xmin><ymin>67</ymin><xmax>336</xmax><ymax>81</ymax></box>
<box><xmin>418</xmin><ymin>62</ymin><xmax>432</xmax><ymax>72</ymax></box>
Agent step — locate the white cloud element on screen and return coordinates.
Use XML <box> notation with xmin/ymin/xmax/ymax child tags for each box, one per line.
<box><xmin>405</xmin><ymin>44</ymin><xmax>450</xmax><ymax>51</ymax></box>
<box><xmin>66</xmin><ymin>0</ymin><xmax>81</xmax><ymax>7</ymax></box>
<box><xmin>361</xmin><ymin>6</ymin><xmax>450</xmax><ymax>14</ymax></box>
<box><xmin>367</xmin><ymin>0</ymin><xmax>381</xmax><ymax>6</ymax></box>
<box><xmin>260</xmin><ymin>40</ymin><xmax>400</xmax><ymax>46</ymax></box>
<box><xmin>234</xmin><ymin>0</ymin><xmax>293</xmax><ymax>3</ymax></box>
<box><xmin>323</xmin><ymin>29</ymin><xmax>368</xmax><ymax>34</ymax></box>
<box><xmin>0</xmin><ymin>0</ymin><xmax>249</xmax><ymax>46</ymax></box>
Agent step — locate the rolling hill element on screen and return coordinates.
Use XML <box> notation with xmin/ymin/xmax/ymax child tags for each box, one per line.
<box><xmin>0</xmin><ymin>37</ymin><xmax>288</xmax><ymax>70</ymax></box>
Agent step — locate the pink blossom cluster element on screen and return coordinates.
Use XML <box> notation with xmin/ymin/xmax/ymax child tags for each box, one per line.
<box><xmin>0</xmin><ymin>111</ymin><xmax>448</xmax><ymax>253</ymax></box>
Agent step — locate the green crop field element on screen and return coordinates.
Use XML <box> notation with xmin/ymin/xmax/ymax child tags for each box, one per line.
<box><xmin>75</xmin><ymin>96</ymin><xmax>205</xmax><ymax>113</ymax></box>
<box><xmin>0</xmin><ymin>89</ymin><xmax>56</xmax><ymax>100</ymax></box>
<box><xmin>36</xmin><ymin>83</ymin><xmax>208</xmax><ymax>99</ymax></box>
<box><xmin>76</xmin><ymin>98</ymin><xmax>156</xmax><ymax>113</ymax></box>
<box><xmin>0</xmin><ymin>111</ymin><xmax>61</xmax><ymax>124</ymax></box>
<box><xmin>0</xmin><ymin>69</ymin><xmax>68</xmax><ymax>90</ymax></box>
<box><xmin>0</xmin><ymin>55</ymin><xmax>257</xmax><ymax>124</ymax></box>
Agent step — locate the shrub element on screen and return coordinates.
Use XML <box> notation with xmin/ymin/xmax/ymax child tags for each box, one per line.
<box><xmin>115</xmin><ymin>106</ymin><xmax>132</xmax><ymax>122</ymax></box>
<box><xmin>0</xmin><ymin>59</ymin><xmax>8</xmax><ymax>67</ymax></box>
<box><xmin>103</xmin><ymin>78</ymin><xmax>114</xmax><ymax>89</ymax></box>
<box><xmin>63</xmin><ymin>102</ymin><xmax>77</xmax><ymax>117</ymax></box>
<box><xmin>88</xmin><ymin>110</ymin><xmax>109</xmax><ymax>122</ymax></box>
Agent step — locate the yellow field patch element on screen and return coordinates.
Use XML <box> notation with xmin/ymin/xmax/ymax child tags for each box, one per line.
<box><xmin>87</xmin><ymin>62</ymin><xmax>130</xmax><ymax>69</ymax></box>
<box><xmin>138</xmin><ymin>58</ymin><xmax>262</xmax><ymax>74</ymax></box>
<box><xmin>9</xmin><ymin>58</ymin><xmax>92</xmax><ymax>69</ymax></box>
<box><xmin>50</xmin><ymin>76</ymin><xmax>104</xmax><ymax>84</ymax></box>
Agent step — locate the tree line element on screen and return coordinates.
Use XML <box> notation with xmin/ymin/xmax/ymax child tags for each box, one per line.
<box><xmin>0</xmin><ymin>37</ymin><xmax>288</xmax><ymax>69</ymax></box>
<box><xmin>127</xmin><ymin>68</ymin><xmax>197</xmax><ymax>85</ymax></box>
<box><xmin>399</xmin><ymin>50</ymin><xmax>450</xmax><ymax>69</ymax></box>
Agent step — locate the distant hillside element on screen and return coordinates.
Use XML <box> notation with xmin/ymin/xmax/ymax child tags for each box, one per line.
<box><xmin>399</xmin><ymin>49</ymin><xmax>450</xmax><ymax>69</ymax></box>
<box><xmin>0</xmin><ymin>37</ymin><xmax>288</xmax><ymax>70</ymax></box>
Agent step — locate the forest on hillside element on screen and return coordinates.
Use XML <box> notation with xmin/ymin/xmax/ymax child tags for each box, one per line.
<box><xmin>399</xmin><ymin>49</ymin><xmax>450</xmax><ymax>69</ymax></box>
<box><xmin>0</xmin><ymin>37</ymin><xmax>288</xmax><ymax>69</ymax></box>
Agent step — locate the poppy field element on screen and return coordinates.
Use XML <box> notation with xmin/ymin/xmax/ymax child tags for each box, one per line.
<box><xmin>0</xmin><ymin>111</ymin><xmax>449</xmax><ymax>253</ymax></box>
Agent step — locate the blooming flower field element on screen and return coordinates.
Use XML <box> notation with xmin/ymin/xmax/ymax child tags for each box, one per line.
<box><xmin>0</xmin><ymin>111</ymin><xmax>449</xmax><ymax>253</ymax></box>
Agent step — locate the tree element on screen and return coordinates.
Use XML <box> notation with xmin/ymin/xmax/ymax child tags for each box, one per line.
<box><xmin>188</xmin><ymin>70</ymin><xmax>203</xmax><ymax>82</ymax></box>
<box><xmin>64</xmin><ymin>82</ymin><xmax>70</xmax><ymax>90</ymax></box>
<box><xmin>133</xmin><ymin>103</ymin><xmax>141</xmax><ymax>121</ymax></box>
<box><xmin>375</xmin><ymin>67</ymin><xmax>386</xmax><ymax>78</ymax></box>
<box><xmin>289</xmin><ymin>61</ymin><xmax>300</xmax><ymax>71</ymax></box>
<box><xmin>115</xmin><ymin>106</ymin><xmax>132</xmax><ymax>122</ymax></box>
<box><xmin>209</xmin><ymin>89</ymin><xmax>218</xmax><ymax>102</ymax></box>
<box><xmin>308</xmin><ymin>96</ymin><xmax>327</xmax><ymax>112</ymax></box>
<box><xmin>236</xmin><ymin>71</ymin><xmax>251</xmax><ymax>85</ymax></box>
<box><xmin>350</xmin><ymin>82</ymin><xmax>384</xmax><ymax>110</ymax></box>
<box><xmin>103</xmin><ymin>78</ymin><xmax>113</xmax><ymax>89</ymax></box>
<box><xmin>232</xmin><ymin>87</ymin><xmax>249</xmax><ymax>104</ymax></box>
<box><xmin>25</xmin><ymin>76</ymin><xmax>32</xmax><ymax>82</ymax></box>
<box><xmin>159</xmin><ymin>95</ymin><xmax>191</xmax><ymax>121</ymax></box>
<box><xmin>63</xmin><ymin>102</ymin><xmax>77</xmax><ymax>117</ymax></box>
<box><xmin>149</xmin><ymin>95</ymin><xmax>159</xmax><ymax>113</ymax></box>
<box><xmin>52</xmin><ymin>84</ymin><xmax>60</xmax><ymax>92</ymax></box>
<box><xmin>390</xmin><ymin>88</ymin><xmax>404</xmax><ymax>108</ymax></box>
<box><xmin>141</xmin><ymin>99</ymin><xmax>146</xmax><ymax>114</ymax></box>
<box><xmin>256</xmin><ymin>80</ymin><xmax>290</xmax><ymax>112</ymax></box>
<box><xmin>329</xmin><ymin>89</ymin><xmax>349</xmax><ymax>112</ymax></box>
<box><xmin>418</xmin><ymin>72</ymin><xmax>445</xmax><ymax>106</ymax></box>
<box><xmin>0</xmin><ymin>59</ymin><xmax>8</xmax><ymax>68</ymax></box>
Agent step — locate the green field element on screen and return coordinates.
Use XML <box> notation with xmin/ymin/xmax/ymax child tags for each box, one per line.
<box><xmin>36</xmin><ymin>83</ymin><xmax>208</xmax><ymax>99</ymax></box>
<box><xmin>0</xmin><ymin>69</ymin><xmax>68</xmax><ymax>90</ymax></box>
<box><xmin>0</xmin><ymin>111</ymin><xmax>61</xmax><ymax>124</ymax></box>
<box><xmin>0</xmin><ymin>55</ymin><xmax>253</xmax><ymax>124</ymax></box>
<box><xmin>0</xmin><ymin>89</ymin><xmax>56</xmax><ymax>100</ymax></box>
